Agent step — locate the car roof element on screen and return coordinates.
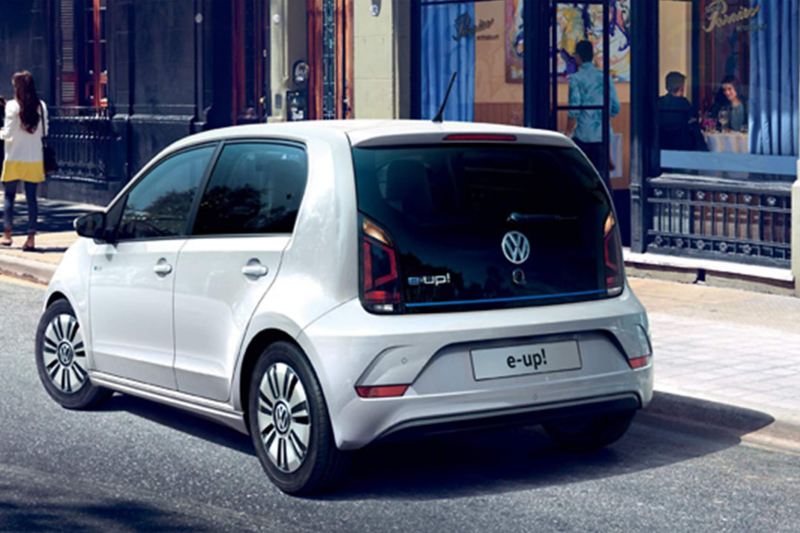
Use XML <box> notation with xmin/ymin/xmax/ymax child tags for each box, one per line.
<box><xmin>165</xmin><ymin>120</ymin><xmax>574</xmax><ymax>155</ymax></box>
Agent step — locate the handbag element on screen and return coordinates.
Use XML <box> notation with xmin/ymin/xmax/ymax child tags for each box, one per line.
<box><xmin>39</xmin><ymin>103</ymin><xmax>58</xmax><ymax>173</ymax></box>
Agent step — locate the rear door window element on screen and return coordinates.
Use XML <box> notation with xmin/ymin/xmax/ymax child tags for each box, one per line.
<box><xmin>192</xmin><ymin>142</ymin><xmax>307</xmax><ymax>235</ymax></box>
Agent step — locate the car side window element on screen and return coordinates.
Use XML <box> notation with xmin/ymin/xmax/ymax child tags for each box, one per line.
<box><xmin>192</xmin><ymin>142</ymin><xmax>308</xmax><ymax>236</ymax></box>
<box><xmin>116</xmin><ymin>146</ymin><xmax>215</xmax><ymax>241</ymax></box>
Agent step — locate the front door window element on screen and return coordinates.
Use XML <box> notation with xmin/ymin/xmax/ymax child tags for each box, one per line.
<box><xmin>116</xmin><ymin>147</ymin><xmax>214</xmax><ymax>241</ymax></box>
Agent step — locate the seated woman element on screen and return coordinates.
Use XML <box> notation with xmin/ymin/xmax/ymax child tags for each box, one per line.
<box><xmin>713</xmin><ymin>76</ymin><xmax>748</xmax><ymax>132</ymax></box>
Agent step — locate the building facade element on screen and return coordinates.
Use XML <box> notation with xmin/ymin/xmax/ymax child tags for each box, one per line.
<box><xmin>1</xmin><ymin>0</ymin><xmax>798</xmax><ymax>291</ymax></box>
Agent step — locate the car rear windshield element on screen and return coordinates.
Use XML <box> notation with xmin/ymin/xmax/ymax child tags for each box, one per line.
<box><xmin>352</xmin><ymin>143</ymin><xmax>614</xmax><ymax>313</ymax></box>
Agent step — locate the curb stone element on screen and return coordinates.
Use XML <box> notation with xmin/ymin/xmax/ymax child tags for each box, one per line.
<box><xmin>0</xmin><ymin>254</ymin><xmax>56</xmax><ymax>285</ymax></box>
<box><xmin>647</xmin><ymin>391</ymin><xmax>800</xmax><ymax>454</ymax></box>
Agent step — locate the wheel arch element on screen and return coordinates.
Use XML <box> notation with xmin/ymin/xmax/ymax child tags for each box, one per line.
<box><xmin>45</xmin><ymin>291</ymin><xmax>69</xmax><ymax>309</ymax></box>
<box><xmin>237</xmin><ymin>328</ymin><xmax>301</xmax><ymax>423</ymax></box>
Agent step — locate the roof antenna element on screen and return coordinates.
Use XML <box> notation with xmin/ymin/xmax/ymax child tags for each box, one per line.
<box><xmin>432</xmin><ymin>72</ymin><xmax>457</xmax><ymax>123</ymax></box>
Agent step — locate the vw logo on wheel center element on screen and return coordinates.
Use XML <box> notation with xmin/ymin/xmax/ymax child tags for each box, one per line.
<box><xmin>502</xmin><ymin>231</ymin><xmax>530</xmax><ymax>265</ymax></box>
<box><xmin>274</xmin><ymin>402</ymin><xmax>291</xmax><ymax>434</ymax></box>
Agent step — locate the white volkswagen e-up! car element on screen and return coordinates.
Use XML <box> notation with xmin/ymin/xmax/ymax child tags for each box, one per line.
<box><xmin>36</xmin><ymin>120</ymin><xmax>653</xmax><ymax>494</ymax></box>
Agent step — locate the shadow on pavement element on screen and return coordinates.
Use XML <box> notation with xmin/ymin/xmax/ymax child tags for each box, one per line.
<box><xmin>5</xmin><ymin>198</ymin><xmax>98</xmax><ymax>235</ymax></box>
<box><xmin>99</xmin><ymin>393</ymin><xmax>254</xmax><ymax>457</ymax></box>
<box><xmin>96</xmin><ymin>388</ymin><xmax>779</xmax><ymax>501</ymax></box>
<box><xmin>0</xmin><ymin>485</ymin><xmax>214</xmax><ymax>533</ymax></box>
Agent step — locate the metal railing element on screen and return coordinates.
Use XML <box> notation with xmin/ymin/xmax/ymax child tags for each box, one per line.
<box><xmin>47</xmin><ymin>106</ymin><xmax>120</xmax><ymax>183</ymax></box>
<box><xmin>646</xmin><ymin>175</ymin><xmax>792</xmax><ymax>267</ymax></box>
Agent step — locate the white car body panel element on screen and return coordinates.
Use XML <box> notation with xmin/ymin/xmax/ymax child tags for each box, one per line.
<box><xmin>173</xmin><ymin>235</ymin><xmax>289</xmax><ymax>401</ymax></box>
<box><xmin>89</xmin><ymin>239</ymin><xmax>183</xmax><ymax>390</ymax></box>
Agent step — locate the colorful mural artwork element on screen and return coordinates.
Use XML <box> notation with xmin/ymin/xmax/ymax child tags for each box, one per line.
<box><xmin>556</xmin><ymin>0</ymin><xmax>631</xmax><ymax>82</ymax></box>
<box><xmin>505</xmin><ymin>0</ymin><xmax>525</xmax><ymax>83</ymax></box>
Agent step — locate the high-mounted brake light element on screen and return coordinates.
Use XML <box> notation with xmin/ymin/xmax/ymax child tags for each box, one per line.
<box><xmin>360</xmin><ymin>217</ymin><xmax>402</xmax><ymax>313</ymax></box>
<box><xmin>355</xmin><ymin>385</ymin><xmax>409</xmax><ymax>398</ymax></box>
<box><xmin>604</xmin><ymin>212</ymin><xmax>624</xmax><ymax>296</ymax></box>
<box><xmin>443</xmin><ymin>134</ymin><xmax>517</xmax><ymax>142</ymax></box>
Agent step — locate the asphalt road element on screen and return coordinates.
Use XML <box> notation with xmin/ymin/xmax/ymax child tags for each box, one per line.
<box><xmin>1</xmin><ymin>276</ymin><xmax>798</xmax><ymax>532</ymax></box>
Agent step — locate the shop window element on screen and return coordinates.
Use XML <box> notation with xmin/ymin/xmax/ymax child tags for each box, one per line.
<box><xmin>657</xmin><ymin>0</ymin><xmax>798</xmax><ymax>178</ymax></box>
<box><xmin>418</xmin><ymin>0</ymin><xmax>525</xmax><ymax>126</ymax></box>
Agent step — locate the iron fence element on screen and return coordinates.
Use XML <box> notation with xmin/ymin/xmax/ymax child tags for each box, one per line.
<box><xmin>646</xmin><ymin>175</ymin><xmax>792</xmax><ymax>267</ymax></box>
<box><xmin>47</xmin><ymin>106</ymin><xmax>120</xmax><ymax>183</ymax></box>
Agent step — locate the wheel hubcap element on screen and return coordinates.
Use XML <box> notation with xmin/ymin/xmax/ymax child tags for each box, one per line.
<box><xmin>42</xmin><ymin>314</ymin><xmax>87</xmax><ymax>394</ymax></box>
<box><xmin>256</xmin><ymin>362</ymin><xmax>311</xmax><ymax>473</ymax></box>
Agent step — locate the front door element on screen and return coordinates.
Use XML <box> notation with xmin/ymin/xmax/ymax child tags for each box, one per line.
<box><xmin>173</xmin><ymin>141</ymin><xmax>308</xmax><ymax>402</ymax></box>
<box><xmin>89</xmin><ymin>145</ymin><xmax>215</xmax><ymax>388</ymax></box>
<box><xmin>232</xmin><ymin>0</ymin><xmax>271</xmax><ymax>123</ymax></box>
<box><xmin>307</xmin><ymin>0</ymin><xmax>354</xmax><ymax>119</ymax></box>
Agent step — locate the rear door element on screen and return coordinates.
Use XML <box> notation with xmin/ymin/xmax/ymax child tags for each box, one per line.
<box><xmin>173</xmin><ymin>141</ymin><xmax>308</xmax><ymax>401</ymax></box>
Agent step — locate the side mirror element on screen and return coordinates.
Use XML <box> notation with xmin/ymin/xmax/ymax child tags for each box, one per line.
<box><xmin>74</xmin><ymin>212</ymin><xmax>110</xmax><ymax>243</ymax></box>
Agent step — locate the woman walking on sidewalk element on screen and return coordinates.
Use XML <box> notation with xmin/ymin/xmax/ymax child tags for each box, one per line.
<box><xmin>1</xmin><ymin>71</ymin><xmax>47</xmax><ymax>250</ymax></box>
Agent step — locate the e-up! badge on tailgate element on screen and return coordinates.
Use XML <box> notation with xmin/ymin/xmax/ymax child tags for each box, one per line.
<box><xmin>470</xmin><ymin>340</ymin><xmax>582</xmax><ymax>381</ymax></box>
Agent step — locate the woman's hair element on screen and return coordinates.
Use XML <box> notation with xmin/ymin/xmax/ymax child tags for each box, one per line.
<box><xmin>12</xmin><ymin>71</ymin><xmax>41</xmax><ymax>134</ymax></box>
<box><xmin>721</xmin><ymin>75</ymin><xmax>740</xmax><ymax>93</ymax></box>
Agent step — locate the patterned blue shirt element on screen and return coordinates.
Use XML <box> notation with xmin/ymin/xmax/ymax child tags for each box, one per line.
<box><xmin>568</xmin><ymin>63</ymin><xmax>620</xmax><ymax>143</ymax></box>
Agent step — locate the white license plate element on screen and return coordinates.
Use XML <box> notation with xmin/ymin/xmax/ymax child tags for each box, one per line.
<box><xmin>470</xmin><ymin>340</ymin><xmax>582</xmax><ymax>381</ymax></box>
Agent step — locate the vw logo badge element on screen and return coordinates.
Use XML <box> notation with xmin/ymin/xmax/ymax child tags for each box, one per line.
<box><xmin>274</xmin><ymin>403</ymin><xmax>291</xmax><ymax>434</ymax></box>
<box><xmin>502</xmin><ymin>231</ymin><xmax>530</xmax><ymax>265</ymax></box>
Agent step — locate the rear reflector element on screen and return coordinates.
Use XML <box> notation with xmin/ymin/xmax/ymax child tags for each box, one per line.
<box><xmin>443</xmin><ymin>134</ymin><xmax>517</xmax><ymax>142</ymax></box>
<box><xmin>628</xmin><ymin>356</ymin><xmax>650</xmax><ymax>369</ymax></box>
<box><xmin>355</xmin><ymin>385</ymin><xmax>409</xmax><ymax>398</ymax></box>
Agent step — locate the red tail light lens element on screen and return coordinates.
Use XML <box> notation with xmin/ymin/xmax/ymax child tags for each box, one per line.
<box><xmin>361</xmin><ymin>218</ymin><xmax>402</xmax><ymax>313</ymax></box>
<box><xmin>604</xmin><ymin>212</ymin><xmax>624</xmax><ymax>296</ymax></box>
<box><xmin>355</xmin><ymin>385</ymin><xmax>409</xmax><ymax>398</ymax></box>
<box><xmin>628</xmin><ymin>356</ymin><xmax>650</xmax><ymax>369</ymax></box>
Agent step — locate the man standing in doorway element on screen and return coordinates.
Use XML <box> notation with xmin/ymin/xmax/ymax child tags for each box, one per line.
<box><xmin>566</xmin><ymin>39</ymin><xmax>620</xmax><ymax>190</ymax></box>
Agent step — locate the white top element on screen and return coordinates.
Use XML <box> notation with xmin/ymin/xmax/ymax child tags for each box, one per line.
<box><xmin>0</xmin><ymin>99</ymin><xmax>48</xmax><ymax>163</ymax></box>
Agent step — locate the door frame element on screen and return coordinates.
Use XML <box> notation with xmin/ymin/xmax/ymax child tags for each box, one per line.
<box><xmin>307</xmin><ymin>0</ymin><xmax>354</xmax><ymax>119</ymax></box>
<box><xmin>232</xmin><ymin>0</ymin><xmax>271</xmax><ymax>124</ymax></box>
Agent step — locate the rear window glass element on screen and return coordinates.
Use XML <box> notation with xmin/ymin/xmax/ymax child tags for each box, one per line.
<box><xmin>352</xmin><ymin>144</ymin><xmax>613</xmax><ymax>312</ymax></box>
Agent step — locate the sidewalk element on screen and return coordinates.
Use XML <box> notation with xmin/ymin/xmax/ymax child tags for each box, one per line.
<box><xmin>630</xmin><ymin>277</ymin><xmax>800</xmax><ymax>446</ymax></box>
<box><xmin>1</xmin><ymin>194</ymin><xmax>799</xmax><ymax>447</ymax></box>
<box><xmin>0</xmin><ymin>190</ymin><xmax>98</xmax><ymax>283</ymax></box>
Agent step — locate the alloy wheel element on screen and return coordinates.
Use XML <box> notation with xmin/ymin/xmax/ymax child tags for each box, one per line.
<box><xmin>42</xmin><ymin>314</ymin><xmax>88</xmax><ymax>394</ymax></box>
<box><xmin>256</xmin><ymin>362</ymin><xmax>312</xmax><ymax>473</ymax></box>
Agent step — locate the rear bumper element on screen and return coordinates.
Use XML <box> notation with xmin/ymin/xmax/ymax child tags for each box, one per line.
<box><xmin>374</xmin><ymin>393</ymin><xmax>641</xmax><ymax>443</ymax></box>
<box><xmin>297</xmin><ymin>285</ymin><xmax>653</xmax><ymax>450</ymax></box>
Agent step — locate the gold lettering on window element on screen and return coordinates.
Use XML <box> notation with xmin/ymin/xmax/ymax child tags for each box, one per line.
<box><xmin>704</xmin><ymin>0</ymin><xmax>760</xmax><ymax>33</ymax></box>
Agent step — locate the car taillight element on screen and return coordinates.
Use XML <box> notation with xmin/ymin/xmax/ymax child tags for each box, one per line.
<box><xmin>604</xmin><ymin>212</ymin><xmax>624</xmax><ymax>296</ymax></box>
<box><xmin>361</xmin><ymin>217</ymin><xmax>402</xmax><ymax>313</ymax></box>
<box><xmin>355</xmin><ymin>385</ymin><xmax>409</xmax><ymax>398</ymax></box>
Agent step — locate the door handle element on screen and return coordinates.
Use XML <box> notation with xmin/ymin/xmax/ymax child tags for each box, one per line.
<box><xmin>153</xmin><ymin>258</ymin><xmax>173</xmax><ymax>276</ymax></box>
<box><xmin>242</xmin><ymin>260</ymin><xmax>269</xmax><ymax>278</ymax></box>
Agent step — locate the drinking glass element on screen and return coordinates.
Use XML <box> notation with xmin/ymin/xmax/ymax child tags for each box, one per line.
<box><xmin>718</xmin><ymin>109</ymin><xmax>730</xmax><ymax>132</ymax></box>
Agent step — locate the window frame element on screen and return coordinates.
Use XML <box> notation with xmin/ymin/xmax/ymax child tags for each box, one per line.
<box><xmin>109</xmin><ymin>142</ymin><xmax>221</xmax><ymax>244</ymax></box>
<box><xmin>186</xmin><ymin>138</ymin><xmax>310</xmax><ymax>239</ymax></box>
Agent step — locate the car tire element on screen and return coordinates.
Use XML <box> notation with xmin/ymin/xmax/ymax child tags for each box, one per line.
<box><xmin>35</xmin><ymin>299</ymin><xmax>112</xmax><ymax>409</ymax></box>
<box><xmin>543</xmin><ymin>410</ymin><xmax>636</xmax><ymax>452</ymax></box>
<box><xmin>247</xmin><ymin>341</ymin><xmax>349</xmax><ymax>495</ymax></box>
